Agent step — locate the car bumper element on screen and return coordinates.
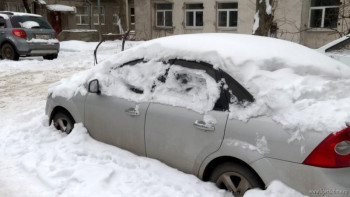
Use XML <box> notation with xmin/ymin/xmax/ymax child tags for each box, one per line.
<box><xmin>16</xmin><ymin>39</ymin><xmax>59</xmax><ymax>56</ymax></box>
<box><xmin>251</xmin><ymin>158</ymin><xmax>350</xmax><ymax>197</ymax></box>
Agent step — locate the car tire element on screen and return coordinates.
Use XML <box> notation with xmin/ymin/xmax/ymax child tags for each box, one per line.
<box><xmin>43</xmin><ymin>54</ymin><xmax>58</xmax><ymax>60</ymax></box>
<box><xmin>209</xmin><ymin>162</ymin><xmax>264</xmax><ymax>197</ymax></box>
<box><xmin>52</xmin><ymin>111</ymin><xmax>75</xmax><ymax>134</ymax></box>
<box><xmin>1</xmin><ymin>43</ymin><xmax>19</xmax><ymax>61</ymax></box>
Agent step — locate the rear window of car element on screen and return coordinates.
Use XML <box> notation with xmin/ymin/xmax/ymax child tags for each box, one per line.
<box><xmin>10</xmin><ymin>16</ymin><xmax>52</xmax><ymax>29</ymax></box>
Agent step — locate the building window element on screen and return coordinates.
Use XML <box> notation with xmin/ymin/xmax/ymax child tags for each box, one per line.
<box><xmin>93</xmin><ymin>6</ymin><xmax>105</xmax><ymax>25</ymax></box>
<box><xmin>185</xmin><ymin>3</ymin><xmax>203</xmax><ymax>28</ymax></box>
<box><xmin>309</xmin><ymin>0</ymin><xmax>340</xmax><ymax>28</ymax></box>
<box><xmin>217</xmin><ymin>2</ymin><xmax>238</xmax><ymax>28</ymax></box>
<box><xmin>130</xmin><ymin>7</ymin><xmax>135</xmax><ymax>30</ymax></box>
<box><xmin>156</xmin><ymin>3</ymin><xmax>173</xmax><ymax>28</ymax></box>
<box><xmin>76</xmin><ymin>7</ymin><xmax>89</xmax><ymax>25</ymax></box>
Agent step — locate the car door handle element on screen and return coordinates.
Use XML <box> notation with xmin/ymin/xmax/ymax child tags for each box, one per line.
<box><xmin>193</xmin><ymin>120</ymin><xmax>215</xmax><ymax>131</ymax></box>
<box><xmin>125</xmin><ymin>107</ymin><xmax>140</xmax><ymax>116</ymax></box>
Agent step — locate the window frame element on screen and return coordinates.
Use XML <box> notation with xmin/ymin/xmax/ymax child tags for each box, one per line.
<box><xmin>93</xmin><ymin>6</ymin><xmax>105</xmax><ymax>25</ymax></box>
<box><xmin>171</xmin><ymin>59</ymin><xmax>228</xmax><ymax>111</ymax></box>
<box><xmin>155</xmin><ymin>3</ymin><xmax>173</xmax><ymax>28</ymax></box>
<box><xmin>76</xmin><ymin>6</ymin><xmax>89</xmax><ymax>26</ymax></box>
<box><xmin>216</xmin><ymin>2</ymin><xmax>238</xmax><ymax>29</ymax></box>
<box><xmin>185</xmin><ymin>3</ymin><xmax>204</xmax><ymax>29</ymax></box>
<box><xmin>308</xmin><ymin>1</ymin><xmax>340</xmax><ymax>29</ymax></box>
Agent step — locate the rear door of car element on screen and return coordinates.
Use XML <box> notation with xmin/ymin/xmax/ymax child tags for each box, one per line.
<box><xmin>84</xmin><ymin>59</ymin><xmax>164</xmax><ymax>156</ymax></box>
<box><xmin>10</xmin><ymin>15</ymin><xmax>55</xmax><ymax>40</ymax></box>
<box><xmin>145</xmin><ymin>60</ymin><xmax>229</xmax><ymax>174</ymax></box>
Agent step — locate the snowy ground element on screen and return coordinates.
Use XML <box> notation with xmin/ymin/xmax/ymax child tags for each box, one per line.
<box><xmin>0</xmin><ymin>40</ymin><xmax>305</xmax><ymax>197</ymax></box>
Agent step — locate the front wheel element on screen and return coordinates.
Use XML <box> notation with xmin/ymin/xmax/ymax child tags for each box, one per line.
<box><xmin>52</xmin><ymin>111</ymin><xmax>75</xmax><ymax>134</ymax></box>
<box><xmin>1</xmin><ymin>43</ymin><xmax>19</xmax><ymax>60</ymax></box>
<box><xmin>209</xmin><ymin>162</ymin><xmax>264</xmax><ymax>197</ymax></box>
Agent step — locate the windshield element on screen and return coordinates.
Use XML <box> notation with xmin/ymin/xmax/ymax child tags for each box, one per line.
<box><xmin>10</xmin><ymin>16</ymin><xmax>52</xmax><ymax>29</ymax></box>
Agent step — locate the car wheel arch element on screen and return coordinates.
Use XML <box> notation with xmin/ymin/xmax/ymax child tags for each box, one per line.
<box><xmin>0</xmin><ymin>39</ymin><xmax>19</xmax><ymax>53</ymax></box>
<box><xmin>49</xmin><ymin>106</ymin><xmax>75</xmax><ymax>125</ymax></box>
<box><xmin>201</xmin><ymin>156</ymin><xmax>265</xmax><ymax>188</ymax></box>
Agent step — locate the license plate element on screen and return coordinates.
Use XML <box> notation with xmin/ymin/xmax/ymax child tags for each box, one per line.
<box><xmin>35</xmin><ymin>34</ymin><xmax>50</xmax><ymax>39</ymax></box>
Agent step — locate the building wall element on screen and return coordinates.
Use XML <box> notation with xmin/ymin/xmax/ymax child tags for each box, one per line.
<box><xmin>2</xmin><ymin>0</ymin><xmax>127</xmax><ymax>35</ymax></box>
<box><xmin>135</xmin><ymin>0</ymin><xmax>349</xmax><ymax>48</ymax></box>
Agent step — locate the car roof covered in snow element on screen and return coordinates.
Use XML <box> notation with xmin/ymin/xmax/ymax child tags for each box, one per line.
<box><xmin>110</xmin><ymin>33</ymin><xmax>350</xmax><ymax>78</ymax></box>
<box><xmin>0</xmin><ymin>11</ymin><xmax>42</xmax><ymax>18</ymax></box>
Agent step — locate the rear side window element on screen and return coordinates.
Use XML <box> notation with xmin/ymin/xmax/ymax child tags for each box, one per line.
<box><xmin>325</xmin><ymin>38</ymin><xmax>350</xmax><ymax>54</ymax></box>
<box><xmin>220</xmin><ymin>71</ymin><xmax>254</xmax><ymax>103</ymax></box>
<box><xmin>10</xmin><ymin>16</ymin><xmax>52</xmax><ymax>29</ymax></box>
<box><xmin>0</xmin><ymin>17</ymin><xmax>6</xmax><ymax>28</ymax></box>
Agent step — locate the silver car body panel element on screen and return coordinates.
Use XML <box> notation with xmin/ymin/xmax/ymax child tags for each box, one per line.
<box><xmin>84</xmin><ymin>94</ymin><xmax>148</xmax><ymax>156</ymax></box>
<box><xmin>145</xmin><ymin>103</ymin><xmax>228</xmax><ymax>174</ymax></box>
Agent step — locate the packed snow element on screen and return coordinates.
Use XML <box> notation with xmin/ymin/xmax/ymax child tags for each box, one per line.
<box><xmin>0</xmin><ymin>38</ymin><xmax>306</xmax><ymax>197</ymax></box>
<box><xmin>27</xmin><ymin>38</ymin><xmax>59</xmax><ymax>44</ymax></box>
<box><xmin>20</xmin><ymin>21</ymin><xmax>40</xmax><ymax>29</ymax></box>
<box><xmin>46</xmin><ymin>4</ymin><xmax>76</xmax><ymax>12</ymax></box>
<box><xmin>0</xmin><ymin>14</ymin><xmax>9</xmax><ymax>20</ymax></box>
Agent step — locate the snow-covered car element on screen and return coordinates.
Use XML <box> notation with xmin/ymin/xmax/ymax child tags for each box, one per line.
<box><xmin>46</xmin><ymin>34</ymin><xmax>350</xmax><ymax>197</ymax></box>
<box><xmin>317</xmin><ymin>35</ymin><xmax>350</xmax><ymax>66</ymax></box>
<box><xmin>0</xmin><ymin>11</ymin><xmax>59</xmax><ymax>61</ymax></box>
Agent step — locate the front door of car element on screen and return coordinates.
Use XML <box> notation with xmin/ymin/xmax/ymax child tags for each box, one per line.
<box><xmin>84</xmin><ymin>60</ymin><xmax>170</xmax><ymax>156</ymax></box>
<box><xmin>145</xmin><ymin>60</ymin><xmax>229</xmax><ymax>174</ymax></box>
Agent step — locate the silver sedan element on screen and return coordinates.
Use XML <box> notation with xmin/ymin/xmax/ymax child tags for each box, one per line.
<box><xmin>46</xmin><ymin>34</ymin><xmax>350</xmax><ymax>197</ymax></box>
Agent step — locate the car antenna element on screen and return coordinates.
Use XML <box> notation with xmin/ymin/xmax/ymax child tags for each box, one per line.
<box><xmin>94</xmin><ymin>37</ymin><xmax>105</xmax><ymax>66</ymax></box>
<box><xmin>93</xmin><ymin>30</ymin><xmax>131</xmax><ymax>66</ymax></box>
<box><xmin>122</xmin><ymin>29</ymin><xmax>131</xmax><ymax>51</ymax></box>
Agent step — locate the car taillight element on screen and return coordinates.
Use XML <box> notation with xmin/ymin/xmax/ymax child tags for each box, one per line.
<box><xmin>12</xmin><ymin>29</ymin><xmax>26</xmax><ymax>39</ymax></box>
<box><xmin>303</xmin><ymin>127</ymin><xmax>350</xmax><ymax>168</ymax></box>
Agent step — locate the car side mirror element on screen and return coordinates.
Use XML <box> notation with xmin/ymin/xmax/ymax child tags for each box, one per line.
<box><xmin>88</xmin><ymin>79</ymin><xmax>101</xmax><ymax>94</ymax></box>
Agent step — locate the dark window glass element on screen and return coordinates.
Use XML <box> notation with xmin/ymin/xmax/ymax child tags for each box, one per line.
<box><xmin>0</xmin><ymin>17</ymin><xmax>6</xmax><ymax>28</ymax></box>
<box><xmin>310</xmin><ymin>9</ymin><xmax>323</xmax><ymax>27</ymax></box>
<box><xmin>218</xmin><ymin>11</ymin><xmax>227</xmax><ymax>27</ymax></box>
<box><xmin>157</xmin><ymin>3</ymin><xmax>172</xmax><ymax>10</ymax></box>
<box><xmin>229</xmin><ymin>11</ymin><xmax>238</xmax><ymax>27</ymax></box>
<box><xmin>218</xmin><ymin>2</ymin><xmax>238</xmax><ymax>9</ymax></box>
<box><xmin>220</xmin><ymin>71</ymin><xmax>254</xmax><ymax>103</ymax></box>
<box><xmin>157</xmin><ymin>12</ymin><xmax>164</xmax><ymax>26</ymax></box>
<box><xmin>311</xmin><ymin>0</ymin><xmax>340</xmax><ymax>7</ymax></box>
<box><xmin>165</xmin><ymin>11</ymin><xmax>172</xmax><ymax>27</ymax></box>
<box><xmin>196</xmin><ymin>11</ymin><xmax>203</xmax><ymax>26</ymax></box>
<box><xmin>186</xmin><ymin>4</ymin><xmax>203</xmax><ymax>10</ymax></box>
<box><xmin>130</xmin><ymin>8</ymin><xmax>135</xmax><ymax>15</ymax></box>
<box><xmin>172</xmin><ymin>60</ymin><xmax>227</xmax><ymax>111</ymax></box>
<box><xmin>326</xmin><ymin>38</ymin><xmax>350</xmax><ymax>53</ymax></box>
<box><xmin>324</xmin><ymin>7</ymin><xmax>339</xmax><ymax>28</ymax></box>
<box><xmin>10</xmin><ymin>16</ymin><xmax>52</xmax><ymax>29</ymax></box>
<box><xmin>186</xmin><ymin>11</ymin><xmax>194</xmax><ymax>26</ymax></box>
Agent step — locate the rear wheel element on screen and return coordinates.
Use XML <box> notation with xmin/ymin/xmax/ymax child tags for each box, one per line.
<box><xmin>1</xmin><ymin>43</ymin><xmax>19</xmax><ymax>61</ymax></box>
<box><xmin>52</xmin><ymin>111</ymin><xmax>75</xmax><ymax>134</ymax></box>
<box><xmin>209</xmin><ymin>162</ymin><xmax>264</xmax><ymax>197</ymax></box>
<box><xmin>43</xmin><ymin>54</ymin><xmax>58</xmax><ymax>60</ymax></box>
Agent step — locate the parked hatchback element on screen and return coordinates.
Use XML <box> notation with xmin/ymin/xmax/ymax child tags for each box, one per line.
<box><xmin>46</xmin><ymin>34</ymin><xmax>350</xmax><ymax>197</ymax></box>
<box><xmin>0</xmin><ymin>12</ymin><xmax>59</xmax><ymax>60</ymax></box>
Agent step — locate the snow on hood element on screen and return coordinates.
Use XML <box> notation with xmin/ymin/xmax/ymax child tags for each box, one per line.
<box><xmin>49</xmin><ymin>34</ymin><xmax>350</xmax><ymax>135</ymax></box>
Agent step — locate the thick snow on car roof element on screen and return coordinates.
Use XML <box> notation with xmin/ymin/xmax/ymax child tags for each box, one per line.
<box><xmin>111</xmin><ymin>33</ymin><xmax>350</xmax><ymax>78</ymax></box>
<box><xmin>0</xmin><ymin>11</ymin><xmax>42</xmax><ymax>18</ymax></box>
<box><xmin>50</xmin><ymin>34</ymin><xmax>350</xmax><ymax>139</ymax></box>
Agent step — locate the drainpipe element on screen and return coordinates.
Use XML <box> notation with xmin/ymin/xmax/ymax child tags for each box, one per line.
<box><xmin>126</xmin><ymin>0</ymin><xmax>129</xmax><ymax>31</ymax></box>
<box><xmin>85</xmin><ymin>0</ymin><xmax>92</xmax><ymax>30</ymax></box>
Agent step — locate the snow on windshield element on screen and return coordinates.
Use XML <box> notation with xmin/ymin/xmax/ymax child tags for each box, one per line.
<box><xmin>20</xmin><ymin>21</ymin><xmax>40</xmax><ymax>29</ymax></box>
<box><xmin>49</xmin><ymin>34</ymin><xmax>350</xmax><ymax>136</ymax></box>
